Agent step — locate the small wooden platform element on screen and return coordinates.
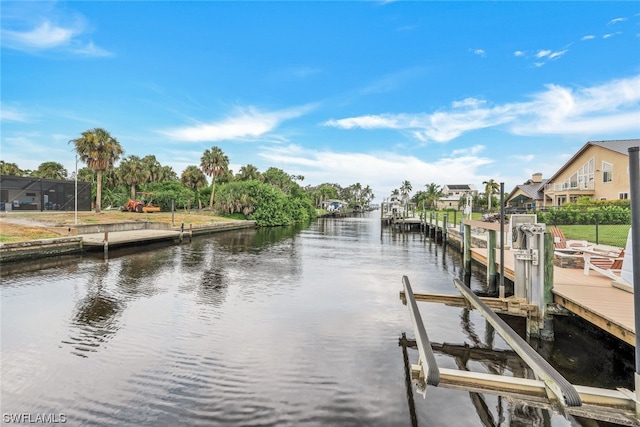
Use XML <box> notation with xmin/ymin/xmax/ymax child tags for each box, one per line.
<box><xmin>81</xmin><ymin>229</ymin><xmax>181</xmax><ymax>248</ymax></box>
<box><xmin>471</xmin><ymin>247</ymin><xmax>635</xmax><ymax>346</ymax></box>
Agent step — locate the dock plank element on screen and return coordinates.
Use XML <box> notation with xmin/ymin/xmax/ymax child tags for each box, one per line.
<box><xmin>470</xmin><ymin>247</ymin><xmax>635</xmax><ymax>346</ymax></box>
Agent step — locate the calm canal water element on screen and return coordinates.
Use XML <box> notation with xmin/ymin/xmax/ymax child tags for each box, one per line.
<box><xmin>1</xmin><ymin>213</ymin><xmax>634</xmax><ymax>426</ymax></box>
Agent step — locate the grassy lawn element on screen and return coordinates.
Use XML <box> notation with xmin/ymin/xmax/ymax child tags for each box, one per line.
<box><xmin>0</xmin><ymin>224</ymin><xmax>60</xmax><ymax>243</ymax></box>
<box><xmin>0</xmin><ymin>211</ymin><xmax>240</xmax><ymax>243</ymax></box>
<box><xmin>559</xmin><ymin>224</ymin><xmax>631</xmax><ymax>248</ymax></box>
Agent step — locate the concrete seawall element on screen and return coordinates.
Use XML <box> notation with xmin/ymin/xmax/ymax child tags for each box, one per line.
<box><xmin>0</xmin><ymin>236</ymin><xmax>83</xmax><ymax>263</ymax></box>
<box><xmin>1</xmin><ymin>220</ymin><xmax>257</xmax><ymax>263</ymax></box>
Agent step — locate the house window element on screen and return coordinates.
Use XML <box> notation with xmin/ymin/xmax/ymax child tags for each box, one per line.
<box><xmin>619</xmin><ymin>193</ymin><xmax>629</xmax><ymax>200</ymax></box>
<box><xmin>602</xmin><ymin>161</ymin><xmax>613</xmax><ymax>183</ymax></box>
<box><xmin>577</xmin><ymin>157</ymin><xmax>594</xmax><ymax>189</ymax></box>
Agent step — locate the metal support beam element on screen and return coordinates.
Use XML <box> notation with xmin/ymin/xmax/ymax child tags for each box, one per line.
<box><xmin>453</xmin><ymin>278</ymin><xmax>582</xmax><ymax>408</ymax></box>
<box><xmin>401</xmin><ymin>276</ymin><xmax>440</xmax><ymax>393</ymax></box>
<box><xmin>399</xmin><ymin>291</ymin><xmax>537</xmax><ymax>317</ymax></box>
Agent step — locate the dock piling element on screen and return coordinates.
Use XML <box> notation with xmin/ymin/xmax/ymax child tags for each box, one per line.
<box><xmin>103</xmin><ymin>230</ymin><xmax>109</xmax><ymax>259</ymax></box>
<box><xmin>463</xmin><ymin>223</ymin><xmax>471</xmax><ymax>275</ymax></box>
<box><xmin>487</xmin><ymin>230</ymin><xmax>497</xmax><ymax>293</ymax></box>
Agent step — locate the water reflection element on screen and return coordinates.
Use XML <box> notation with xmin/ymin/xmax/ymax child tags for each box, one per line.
<box><xmin>62</xmin><ymin>263</ymin><xmax>124</xmax><ymax>357</ymax></box>
<box><xmin>0</xmin><ymin>213</ymin><xmax>634</xmax><ymax>426</ymax></box>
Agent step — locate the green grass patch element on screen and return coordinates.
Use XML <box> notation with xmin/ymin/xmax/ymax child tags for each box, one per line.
<box><xmin>558</xmin><ymin>224</ymin><xmax>630</xmax><ymax>248</ymax></box>
<box><xmin>220</xmin><ymin>212</ymin><xmax>245</xmax><ymax>220</ymax></box>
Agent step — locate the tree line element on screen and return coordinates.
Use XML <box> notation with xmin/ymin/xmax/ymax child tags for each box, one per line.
<box><xmin>387</xmin><ymin>179</ymin><xmax>504</xmax><ymax>212</ymax></box>
<box><xmin>1</xmin><ymin>128</ymin><xmax>375</xmax><ymax>226</ymax></box>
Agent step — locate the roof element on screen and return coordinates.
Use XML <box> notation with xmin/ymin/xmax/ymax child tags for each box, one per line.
<box><xmin>589</xmin><ymin>139</ymin><xmax>640</xmax><ymax>156</ymax></box>
<box><xmin>443</xmin><ymin>184</ymin><xmax>476</xmax><ymax>191</ymax></box>
<box><xmin>547</xmin><ymin>139</ymin><xmax>640</xmax><ymax>182</ymax></box>
<box><xmin>506</xmin><ymin>179</ymin><xmax>549</xmax><ymax>202</ymax></box>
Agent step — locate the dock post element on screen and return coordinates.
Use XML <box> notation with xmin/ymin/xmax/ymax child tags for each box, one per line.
<box><xmin>540</xmin><ymin>231</ymin><xmax>555</xmax><ymax>340</ymax></box>
<box><xmin>487</xmin><ymin>230</ymin><xmax>497</xmax><ymax>293</ymax></box>
<box><xmin>103</xmin><ymin>230</ymin><xmax>109</xmax><ymax>259</ymax></box>
<box><xmin>180</xmin><ymin>222</ymin><xmax>184</xmax><ymax>242</ymax></box>
<box><xmin>189</xmin><ymin>224</ymin><xmax>193</xmax><ymax>242</ymax></box>
<box><xmin>443</xmin><ymin>214</ymin><xmax>448</xmax><ymax>244</ymax></box>
<box><xmin>463</xmin><ymin>223</ymin><xmax>471</xmax><ymax>275</ymax></box>
<box><xmin>627</xmin><ymin>146</ymin><xmax>640</xmax><ymax>418</ymax></box>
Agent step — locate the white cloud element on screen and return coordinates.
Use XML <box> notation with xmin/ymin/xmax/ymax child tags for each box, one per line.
<box><xmin>472</xmin><ymin>48</ymin><xmax>486</xmax><ymax>57</ymax></box>
<box><xmin>536</xmin><ymin>50</ymin><xmax>551</xmax><ymax>58</ymax></box>
<box><xmin>0</xmin><ymin>105</ymin><xmax>30</xmax><ymax>122</ymax></box>
<box><xmin>1</xmin><ymin>4</ymin><xmax>111</xmax><ymax>57</ymax></box>
<box><xmin>513</xmin><ymin>50</ymin><xmax>525</xmax><ymax>57</ymax></box>
<box><xmin>548</xmin><ymin>49</ymin><xmax>568</xmax><ymax>60</ymax></box>
<box><xmin>161</xmin><ymin>104</ymin><xmax>315</xmax><ymax>142</ymax></box>
<box><xmin>323</xmin><ymin>75</ymin><xmax>640</xmax><ymax>142</ymax></box>
<box><xmin>323</xmin><ymin>115</ymin><xmax>404</xmax><ymax>130</ymax></box>
<box><xmin>607</xmin><ymin>17</ymin><xmax>626</xmax><ymax>25</ymax></box>
<box><xmin>70</xmin><ymin>41</ymin><xmax>112</xmax><ymax>57</ymax></box>
<box><xmin>581</xmin><ymin>35</ymin><xmax>595</xmax><ymax>41</ymax></box>
<box><xmin>258</xmin><ymin>144</ymin><xmax>493</xmax><ymax>199</ymax></box>
<box><xmin>2</xmin><ymin>21</ymin><xmax>77</xmax><ymax>49</ymax></box>
<box><xmin>603</xmin><ymin>32</ymin><xmax>621</xmax><ymax>39</ymax></box>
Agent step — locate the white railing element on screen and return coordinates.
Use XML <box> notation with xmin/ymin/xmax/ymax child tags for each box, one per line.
<box><xmin>545</xmin><ymin>181</ymin><xmax>595</xmax><ymax>192</ymax></box>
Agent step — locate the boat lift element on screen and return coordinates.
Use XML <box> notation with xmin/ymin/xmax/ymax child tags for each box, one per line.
<box><xmin>399</xmin><ymin>275</ymin><xmax>639</xmax><ymax>425</ymax></box>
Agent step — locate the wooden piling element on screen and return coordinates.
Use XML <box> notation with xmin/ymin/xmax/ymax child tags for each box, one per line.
<box><xmin>463</xmin><ymin>223</ymin><xmax>471</xmax><ymax>273</ymax></box>
<box><xmin>443</xmin><ymin>214</ymin><xmax>448</xmax><ymax>244</ymax></box>
<box><xmin>487</xmin><ymin>230</ymin><xmax>497</xmax><ymax>292</ymax></box>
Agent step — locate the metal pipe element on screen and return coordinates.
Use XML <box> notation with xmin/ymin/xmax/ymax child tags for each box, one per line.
<box><xmin>629</xmin><ymin>147</ymin><xmax>640</xmax><ymax>367</ymax></box>
<box><xmin>500</xmin><ymin>182</ymin><xmax>505</xmax><ymax>298</ymax></box>
<box><xmin>629</xmin><ymin>146</ymin><xmax>640</xmax><ymax>419</ymax></box>
<box><xmin>74</xmin><ymin>154</ymin><xmax>78</xmax><ymax>225</ymax></box>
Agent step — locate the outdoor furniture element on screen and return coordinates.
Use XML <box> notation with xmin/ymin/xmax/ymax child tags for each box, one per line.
<box><xmin>583</xmin><ymin>248</ymin><xmax>630</xmax><ymax>288</ymax></box>
<box><xmin>549</xmin><ymin>226</ymin><xmax>591</xmax><ymax>252</ymax></box>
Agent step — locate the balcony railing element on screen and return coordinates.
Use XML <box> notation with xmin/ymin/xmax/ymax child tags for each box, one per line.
<box><xmin>545</xmin><ymin>181</ymin><xmax>595</xmax><ymax>192</ymax></box>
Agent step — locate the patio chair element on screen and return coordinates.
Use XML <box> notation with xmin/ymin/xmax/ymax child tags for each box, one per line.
<box><xmin>583</xmin><ymin>247</ymin><xmax>630</xmax><ymax>289</ymax></box>
<box><xmin>549</xmin><ymin>226</ymin><xmax>590</xmax><ymax>251</ymax></box>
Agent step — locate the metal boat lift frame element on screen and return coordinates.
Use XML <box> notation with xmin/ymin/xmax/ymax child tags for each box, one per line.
<box><xmin>400</xmin><ymin>275</ymin><xmax>639</xmax><ymax>425</ymax></box>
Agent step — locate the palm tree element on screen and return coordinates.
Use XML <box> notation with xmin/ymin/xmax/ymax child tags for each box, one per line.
<box><xmin>181</xmin><ymin>165</ymin><xmax>208</xmax><ymax>209</ymax></box>
<box><xmin>33</xmin><ymin>161</ymin><xmax>68</xmax><ymax>180</ymax></box>
<box><xmin>424</xmin><ymin>183</ymin><xmax>444</xmax><ymax>210</ymax></box>
<box><xmin>69</xmin><ymin>128</ymin><xmax>124</xmax><ymax>213</ymax></box>
<box><xmin>76</xmin><ymin>167</ymin><xmax>95</xmax><ymax>183</ymax></box>
<box><xmin>200</xmin><ymin>146</ymin><xmax>229</xmax><ymax>209</ymax></box>
<box><xmin>118</xmin><ymin>155</ymin><xmax>146</xmax><ymax>199</ymax></box>
<box><xmin>361</xmin><ymin>185</ymin><xmax>374</xmax><ymax>207</ymax></box>
<box><xmin>400</xmin><ymin>180</ymin><xmax>412</xmax><ymax>201</ymax></box>
<box><xmin>237</xmin><ymin>164</ymin><xmax>261</xmax><ymax>181</ymax></box>
<box><xmin>482</xmin><ymin>179</ymin><xmax>500</xmax><ymax>211</ymax></box>
<box><xmin>0</xmin><ymin>161</ymin><xmax>24</xmax><ymax>176</ymax></box>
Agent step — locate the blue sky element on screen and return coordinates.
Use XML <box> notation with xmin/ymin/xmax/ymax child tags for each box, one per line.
<box><xmin>1</xmin><ymin>1</ymin><xmax>639</xmax><ymax>201</ymax></box>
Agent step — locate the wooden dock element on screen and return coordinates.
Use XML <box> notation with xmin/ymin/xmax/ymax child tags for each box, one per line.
<box><xmin>471</xmin><ymin>247</ymin><xmax>635</xmax><ymax>346</ymax></box>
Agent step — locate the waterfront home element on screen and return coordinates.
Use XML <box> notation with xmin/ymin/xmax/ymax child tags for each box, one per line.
<box><xmin>505</xmin><ymin>173</ymin><xmax>549</xmax><ymax>211</ymax></box>
<box><xmin>435</xmin><ymin>184</ymin><xmax>478</xmax><ymax>210</ymax></box>
<box><xmin>543</xmin><ymin>139</ymin><xmax>638</xmax><ymax>207</ymax></box>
